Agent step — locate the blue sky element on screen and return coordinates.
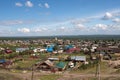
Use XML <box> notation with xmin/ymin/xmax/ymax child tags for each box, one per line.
<box><xmin>0</xmin><ymin>0</ymin><xmax>120</xmax><ymax>36</ymax></box>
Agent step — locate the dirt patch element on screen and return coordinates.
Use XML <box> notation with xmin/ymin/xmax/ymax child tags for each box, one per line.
<box><xmin>0</xmin><ymin>73</ymin><xmax>22</xmax><ymax>80</ymax></box>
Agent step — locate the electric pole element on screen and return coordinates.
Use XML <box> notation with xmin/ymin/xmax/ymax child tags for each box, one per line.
<box><xmin>31</xmin><ymin>65</ymin><xmax>34</xmax><ymax>80</ymax></box>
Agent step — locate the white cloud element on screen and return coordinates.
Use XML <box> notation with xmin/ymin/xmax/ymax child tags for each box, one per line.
<box><xmin>15</xmin><ymin>2</ymin><xmax>23</xmax><ymax>7</ymax></box>
<box><xmin>113</xmin><ymin>18</ymin><xmax>120</xmax><ymax>23</ymax></box>
<box><xmin>44</xmin><ymin>3</ymin><xmax>50</xmax><ymax>8</ymax></box>
<box><xmin>25</xmin><ymin>1</ymin><xmax>33</xmax><ymax>7</ymax></box>
<box><xmin>103</xmin><ymin>12</ymin><xmax>113</xmax><ymax>20</ymax></box>
<box><xmin>75</xmin><ymin>24</ymin><xmax>85</xmax><ymax>30</ymax></box>
<box><xmin>18</xmin><ymin>28</ymin><xmax>30</xmax><ymax>33</ymax></box>
<box><xmin>94</xmin><ymin>24</ymin><xmax>108</xmax><ymax>30</ymax></box>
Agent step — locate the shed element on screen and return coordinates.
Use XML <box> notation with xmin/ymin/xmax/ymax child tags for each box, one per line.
<box><xmin>48</xmin><ymin>58</ymin><xmax>59</xmax><ymax>61</ymax></box>
<box><xmin>5</xmin><ymin>49</ymin><xmax>12</xmax><ymax>54</ymax></box>
<box><xmin>35</xmin><ymin>60</ymin><xmax>54</xmax><ymax>71</ymax></box>
<box><xmin>56</xmin><ymin>62</ymin><xmax>66</xmax><ymax>71</ymax></box>
<box><xmin>71</xmin><ymin>56</ymin><xmax>86</xmax><ymax>62</ymax></box>
<box><xmin>16</xmin><ymin>48</ymin><xmax>29</xmax><ymax>53</ymax></box>
<box><xmin>0</xmin><ymin>59</ymin><xmax>6</xmax><ymax>64</ymax></box>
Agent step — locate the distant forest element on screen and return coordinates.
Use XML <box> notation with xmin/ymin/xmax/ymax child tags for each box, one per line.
<box><xmin>0</xmin><ymin>35</ymin><xmax>120</xmax><ymax>40</ymax></box>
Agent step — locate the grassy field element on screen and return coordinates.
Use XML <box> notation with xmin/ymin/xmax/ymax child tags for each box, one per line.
<box><xmin>37</xmin><ymin>74</ymin><xmax>62</xmax><ymax>80</ymax></box>
<box><xmin>0</xmin><ymin>73</ymin><xmax>21</xmax><ymax>80</ymax></box>
<box><xmin>69</xmin><ymin>61</ymin><xmax>117</xmax><ymax>74</ymax></box>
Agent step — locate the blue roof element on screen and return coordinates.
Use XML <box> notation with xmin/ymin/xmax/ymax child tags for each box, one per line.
<box><xmin>47</xmin><ymin>48</ymin><xmax>53</xmax><ymax>52</ymax></box>
<box><xmin>65</xmin><ymin>45</ymin><xmax>74</xmax><ymax>49</ymax></box>
<box><xmin>0</xmin><ymin>59</ymin><xmax>6</xmax><ymax>63</ymax></box>
<box><xmin>46</xmin><ymin>45</ymin><xmax>54</xmax><ymax>52</ymax></box>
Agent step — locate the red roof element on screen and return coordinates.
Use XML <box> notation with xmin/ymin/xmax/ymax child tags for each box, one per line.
<box><xmin>66</xmin><ymin>48</ymin><xmax>80</xmax><ymax>53</ymax></box>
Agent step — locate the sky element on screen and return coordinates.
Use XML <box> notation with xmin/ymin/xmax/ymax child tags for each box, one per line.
<box><xmin>0</xmin><ymin>0</ymin><xmax>120</xmax><ymax>36</ymax></box>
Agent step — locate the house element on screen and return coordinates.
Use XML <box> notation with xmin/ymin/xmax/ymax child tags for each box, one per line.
<box><xmin>33</xmin><ymin>48</ymin><xmax>47</xmax><ymax>53</ymax></box>
<box><xmin>0</xmin><ymin>59</ymin><xmax>13</xmax><ymax>68</ymax></box>
<box><xmin>70</xmin><ymin>56</ymin><xmax>86</xmax><ymax>62</ymax></box>
<box><xmin>58</xmin><ymin>50</ymin><xmax>63</xmax><ymax>53</ymax></box>
<box><xmin>96</xmin><ymin>47</ymin><xmax>112</xmax><ymax>53</ymax></box>
<box><xmin>55</xmin><ymin>62</ymin><xmax>67</xmax><ymax>71</ymax></box>
<box><xmin>65</xmin><ymin>45</ymin><xmax>74</xmax><ymax>50</ymax></box>
<box><xmin>48</xmin><ymin>58</ymin><xmax>59</xmax><ymax>61</ymax></box>
<box><xmin>16</xmin><ymin>48</ymin><xmax>29</xmax><ymax>53</ymax></box>
<box><xmin>97</xmin><ymin>47</ymin><xmax>120</xmax><ymax>54</ymax></box>
<box><xmin>66</xmin><ymin>48</ymin><xmax>80</xmax><ymax>53</ymax></box>
<box><xmin>35</xmin><ymin>60</ymin><xmax>54</xmax><ymax>71</ymax></box>
<box><xmin>0</xmin><ymin>59</ymin><xmax>6</xmax><ymax>64</ymax></box>
<box><xmin>46</xmin><ymin>45</ymin><xmax>54</xmax><ymax>52</ymax></box>
<box><xmin>5</xmin><ymin>49</ymin><xmax>12</xmax><ymax>54</ymax></box>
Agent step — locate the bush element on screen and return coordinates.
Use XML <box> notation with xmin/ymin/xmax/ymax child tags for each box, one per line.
<box><xmin>79</xmin><ymin>61</ymin><xmax>99</xmax><ymax>70</ymax></box>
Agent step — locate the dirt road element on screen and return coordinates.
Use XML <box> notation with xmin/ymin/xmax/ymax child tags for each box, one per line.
<box><xmin>0</xmin><ymin>70</ymin><xmax>120</xmax><ymax>80</ymax></box>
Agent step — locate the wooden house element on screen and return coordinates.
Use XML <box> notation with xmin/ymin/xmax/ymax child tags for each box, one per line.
<box><xmin>35</xmin><ymin>60</ymin><xmax>54</xmax><ymax>71</ymax></box>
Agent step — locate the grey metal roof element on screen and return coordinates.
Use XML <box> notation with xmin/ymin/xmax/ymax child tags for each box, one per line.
<box><xmin>71</xmin><ymin>56</ymin><xmax>86</xmax><ymax>61</ymax></box>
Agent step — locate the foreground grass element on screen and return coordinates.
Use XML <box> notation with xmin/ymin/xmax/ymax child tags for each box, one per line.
<box><xmin>70</xmin><ymin>62</ymin><xmax>116</xmax><ymax>74</ymax></box>
<box><xmin>60</xmin><ymin>77</ymin><xmax>120</xmax><ymax>80</ymax></box>
<box><xmin>38</xmin><ymin>74</ymin><xmax>62</xmax><ymax>80</ymax></box>
<box><xmin>0</xmin><ymin>73</ymin><xmax>21</xmax><ymax>80</ymax></box>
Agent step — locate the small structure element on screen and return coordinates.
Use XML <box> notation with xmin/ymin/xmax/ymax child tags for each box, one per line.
<box><xmin>16</xmin><ymin>48</ymin><xmax>29</xmax><ymax>53</ymax></box>
<box><xmin>0</xmin><ymin>59</ymin><xmax>6</xmax><ymax>64</ymax></box>
<box><xmin>48</xmin><ymin>58</ymin><xmax>59</xmax><ymax>61</ymax></box>
<box><xmin>35</xmin><ymin>60</ymin><xmax>54</xmax><ymax>71</ymax></box>
<box><xmin>56</xmin><ymin>62</ymin><xmax>66</xmax><ymax>71</ymax></box>
<box><xmin>65</xmin><ymin>45</ymin><xmax>74</xmax><ymax>50</ymax></box>
<box><xmin>5</xmin><ymin>49</ymin><xmax>12</xmax><ymax>54</ymax></box>
<box><xmin>71</xmin><ymin>56</ymin><xmax>86</xmax><ymax>62</ymax></box>
<box><xmin>68</xmin><ymin>61</ymin><xmax>74</xmax><ymax>68</ymax></box>
<box><xmin>66</xmin><ymin>48</ymin><xmax>80</xmax><ymax>53</ymax></box>
<box><xmin>0</xmin><ymin>59</ymin><xmax>13</xmax><ymax>68</ymax></box>
<box><xmin>33</xmin><ymin>48</ymin><xmax>47</xmax><ymax>53</ymax></box>
<box><xmin>46</xmin><ymin>45</ymin><xmax>54</xmax><ymax>53</ymax></box>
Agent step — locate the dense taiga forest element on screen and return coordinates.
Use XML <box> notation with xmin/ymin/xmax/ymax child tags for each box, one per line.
<box><xmin>0</xmin><ymin>35</ymin><xmax>120</xmax><ymax>40</ymax></box>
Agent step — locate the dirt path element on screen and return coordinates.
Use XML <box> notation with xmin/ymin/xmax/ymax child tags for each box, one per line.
<box><xmin>0</xmin><ymin>70</ymin><xmax>120</xmax><ymax>80</ymax></box>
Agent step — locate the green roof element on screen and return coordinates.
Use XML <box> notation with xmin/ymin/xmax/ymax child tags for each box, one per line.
<box><xmin>56</xmin><ymin>62</ymin><xmax>66</xmax><ymax>69</ymax></box>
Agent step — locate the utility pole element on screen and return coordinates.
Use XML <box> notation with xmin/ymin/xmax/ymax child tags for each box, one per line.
<box><xmin>95</xmin><ymin>53</ymin><xmax>101</xmax><ymax>80</ymax></box>
<box><xmin>31</xmin><ymin>65</ymin><xmax>34</xmax><ymax>80</ymax></box>
<box><xmin>98</xmin><ymin>62</ymin><xmax>101</xmax><ymax>80</ymax></box>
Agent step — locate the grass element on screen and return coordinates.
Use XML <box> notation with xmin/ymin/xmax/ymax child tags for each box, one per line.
<box><xmin>102</xmin><ymin>77</ymin><xmax>120</xmax><ymax>80</ymax></box>
<box><xmin>13</xmin><ymin>59</ymin><xmax>39</xmax><ymax>69</ymax></box>
<box><xmin>38</xmin><ymin>74</ymin><xmax>62</xmax><ymax>80</ymax></box>
<box><xmin>58</xmin><ymin>77</ymin><xmax>120</xmax><ymax>80</ymax></box>
<box><xmin>113</xmin><ymin>69</ymin><xmax>120</xmax><ymax>74</ymax></box>
<box><xmin>70</xmin><ymin>62</ymin><xmax>116</xmax><ymax>74</ymax></box>
<box><xmin>0</xmin><ymin>73</ymin><xmax>21</xmax><ymax>80</ymax></box>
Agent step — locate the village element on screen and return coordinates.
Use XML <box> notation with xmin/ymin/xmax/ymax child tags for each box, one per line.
<box><xmin>0</xmin><ymin>37</ymin><xmax>120</xmax><ymax>80</ymax></box>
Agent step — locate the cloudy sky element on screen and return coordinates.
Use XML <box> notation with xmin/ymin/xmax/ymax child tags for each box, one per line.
<box><xmin>0</xmin><ymin>0</ymin><xmax>120</xmax><ymax>36</ymax></box>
